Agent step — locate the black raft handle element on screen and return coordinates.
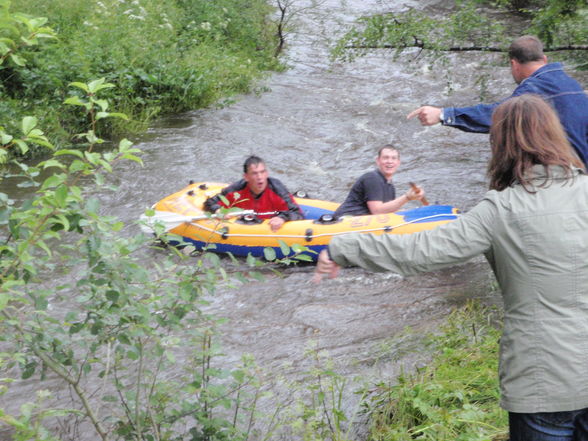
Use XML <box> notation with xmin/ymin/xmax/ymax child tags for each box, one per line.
<box><xmin>220</xmin><ymin>227</ymin><xmax>229</xmax><ymax>240</ymax></box>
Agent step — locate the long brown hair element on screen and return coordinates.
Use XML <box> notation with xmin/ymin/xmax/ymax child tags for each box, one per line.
<box><xmin>487</xmin><ymin>94</ymin><xmax>583</xmax><ymax>191</ymax></box>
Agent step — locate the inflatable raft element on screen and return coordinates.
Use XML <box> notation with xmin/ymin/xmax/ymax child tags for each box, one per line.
<box><xmin>142</xmin><ymin>182</ymin><xmax>460</xmax><ymax>261</ymax></box>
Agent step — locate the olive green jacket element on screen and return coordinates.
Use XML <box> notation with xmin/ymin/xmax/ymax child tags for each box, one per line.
<box><xmin>329</xmin><ymin>165</ymin><xmax>588</xmax><ymax>413</ymax></box>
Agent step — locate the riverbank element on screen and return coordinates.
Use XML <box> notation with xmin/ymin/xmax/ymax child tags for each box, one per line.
<box><xmin>367</xmin><ymin>301</ymin><xmax>508</xmax><ymax>441</ymax></box>
<box><xmin>4</xmin><ymin>0</ymin><xmax>280</xmax><ymax>156</ymax></box>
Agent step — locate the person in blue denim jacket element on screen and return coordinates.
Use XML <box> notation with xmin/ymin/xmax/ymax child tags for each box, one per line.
<box><xmin>407</xmin><ymin>35</ymin><xmax>588</xmax><ymax>168</ymax></box>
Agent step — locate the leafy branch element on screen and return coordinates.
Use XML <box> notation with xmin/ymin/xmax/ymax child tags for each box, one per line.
<box><xmin>0</xmin><ymin>0</ymin><xmax>56</xmax><ymax>68</ymax></box>
<box><xmin>331</xmin><ymin>1</ymin><xmax>588</xmax><ymax>62</ymax></box>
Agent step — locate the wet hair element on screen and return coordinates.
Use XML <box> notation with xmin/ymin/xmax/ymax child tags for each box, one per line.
<box><xmin>243</xmin><ymin>155</ymin><xmax>265</xmax><ymax>173</ymax></box>
<box><xmin>508</xmin><ymin>36</ymin><xmax>544</xmax><ymax>64</ymax></box>
<box><xmin>487</xmin><ymin>94</ymin><xmax>583</xmax><ymax>192</ymax></box>
<box><xmin>378</xmin><ymin>144</ymin><xmax>399</xmax><ymax>157</ymax></box>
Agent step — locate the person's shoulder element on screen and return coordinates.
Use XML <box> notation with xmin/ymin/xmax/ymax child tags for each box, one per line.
<box><xmin>358</xmin><ymin>170</ymin><xmax>381</xmax><ymax>182</ymax></box>
<box><xmin>224</xmin><ymin>179</ymin><xmax>247</xmax><ymax>193</ymax></box>
<box><xmin>267</xmin><ymin>176</ymin><xmax>283</xmax><ymax>185</ymax></box>
<box><xmin>267</xmin><ymin>176</ymin><xmax>290</xmax><ymax>193</ymax></box>
<box><xmin>267</xmin><ymin>176</ymin><xmax>286</xmax><ymax>189</ymax></box>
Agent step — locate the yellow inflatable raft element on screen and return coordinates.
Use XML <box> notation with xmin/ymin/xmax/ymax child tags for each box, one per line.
<box><xmin>142</xmin><ymin>182</ymin><xmax>460</xmax><ymax>261</ymax></box>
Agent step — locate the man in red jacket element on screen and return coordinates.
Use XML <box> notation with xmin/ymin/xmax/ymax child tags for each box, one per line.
<box><xmin>204</xmin><ymin>155</ymin><xmax>304</xmax><ymax>232</ymax></box>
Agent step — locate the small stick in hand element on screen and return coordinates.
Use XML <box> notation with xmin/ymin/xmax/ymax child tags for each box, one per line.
<box><xmin>409</xmin><ymin>182</ymin><xmax>430</xmax><ymax>206</ymax></box>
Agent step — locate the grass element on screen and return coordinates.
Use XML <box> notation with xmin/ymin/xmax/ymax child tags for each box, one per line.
<box><xmin>366</xmin><ymin>301</ymin><xmax>509</xmax><ymax>441</ymax></box>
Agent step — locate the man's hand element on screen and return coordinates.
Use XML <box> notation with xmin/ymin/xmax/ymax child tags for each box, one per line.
<box><xmin>407</xmin><ymin>106</ymin><xmax>442</xmax><ymax>126</ymax></box>
<box><xmin>312</xmin><ymin>249</ymin><xmax>340</xmax><ymax>283</ymax></box>
<box><xmin>406</xmin><ymin>184</ymin><xmax>425</xmax><ymax>201</ymax></box>
<box><xmin>268</xmin><ymin>216</ymin><xmax>285</xmax><ymax>232</ymax></box>
<box><xmin>214</xmin><ymin>208</ymin><xmax>231</xmax><ymax>220</ymax></box>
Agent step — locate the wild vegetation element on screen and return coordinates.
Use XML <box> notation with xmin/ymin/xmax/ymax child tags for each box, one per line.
<box><xmin>367</xmin><ymin>302</ymin><xmax>507</xmax><ymax>441</ymax></box>
<box><xmin>1</xmin><ymin>0</ymin><xmax>280</xmax><ymax>156</ymax></box>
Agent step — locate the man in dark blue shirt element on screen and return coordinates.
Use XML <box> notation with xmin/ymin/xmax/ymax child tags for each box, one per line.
<box><xmin>334</xmin><ymin>145</ymin><xmax>425</xmax><ymax>218</ymax></box>
<box><xmin>407</xmin><ymin>35</ymin><xmax>588</xmax><ymax>167</ymax></box>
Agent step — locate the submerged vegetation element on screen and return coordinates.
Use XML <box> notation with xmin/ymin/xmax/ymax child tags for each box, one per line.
<box><xmin>1</xmin><ymin>0</ymin><xmax>280</xmax><ymax>155</ymax></box>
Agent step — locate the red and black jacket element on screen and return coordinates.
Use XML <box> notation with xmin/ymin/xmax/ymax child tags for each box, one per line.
<box><xmin>204</xmin><ymin>177</ymin><xmax>304</xmax><ymax>221</ymax></box>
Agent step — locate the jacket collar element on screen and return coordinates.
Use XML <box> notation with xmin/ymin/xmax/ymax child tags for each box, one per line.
<box><xmin>528</xmin><ymin>164</ymin><xmax>584</xmax><ymax>181</ymax></box>
<box><xmin>519</xmin><ymin>63</ymin><xmax>563</xmax><ymax>88</ymax></box>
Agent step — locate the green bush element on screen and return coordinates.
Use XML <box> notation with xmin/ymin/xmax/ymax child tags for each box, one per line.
<box><xmin>3</xmin><ymin>0</ymin><xmax>280</xmax><ymax>155</ymax></box>
<box><xmin>0</xmin><ymin>78</ymin><xmax>271</xmax><ymax>441</ymax></box>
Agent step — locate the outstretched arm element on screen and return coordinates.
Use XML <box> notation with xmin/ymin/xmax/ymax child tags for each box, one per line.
<box><xmin>367</xmin><ymin>184</ymin><xmax>425</xmax><ymax>214</ymax></box>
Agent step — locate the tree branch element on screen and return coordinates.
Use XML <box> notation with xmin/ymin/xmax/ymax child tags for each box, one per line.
<box><xmin>344</xmin><ymin>44</ymin><xmax>588</xmax><ymax>52</ymax></box>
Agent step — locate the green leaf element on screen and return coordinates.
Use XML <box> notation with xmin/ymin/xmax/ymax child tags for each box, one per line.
<box><xmin>35</xmin><ymin>32</ymin><xmax>57</xmax><ymax>40</ymax></box>
<box><xmin>120</xmin><ymin>153</ymin><xmax>143</xmax><ymax>164</ymax></box>
<box><xmin>246</xmin><ymin>253</ymin><xmax>256</xmax><ymax>267</ymax></box>
<box><xmin>40</xmin><ymin>159</ymin><xmax>65</xmax><ymax>170</ymax></box>
<box><xmin>263</xmin><ymin>247</ymin><xmax>276</xmax><ymax>261</ymax></box>
<box><xmin>118</xmin><ymin>138</ymin><xmax>133</xmax><ymax>152</ymax></box>
<box><xmin>0</xmin><ymin>131</ymin><xmax>13</xmax><ymax>145</ymax></box>
<box><xmin>41</xmin><ymin>174</ymin><xmax>66</xmax><ymax>190</ymax></box>
<box><xmin>14</xmin><ymin>139</ymin><xmax>28</xmax><ymax>155</ymax></box>
<box><xmin>21</xmin><ymin>361</ymin><xmax>37</xmax><ymax>379</ymax></box>
<box><xmin>55</xmin><ymin>149</ymin><xmax>84</xmax><ymax>159</ymax></box>
<box><xmin>54</xmin><ymin>185</ymin><xmax>68</xmax><ymax>207</ymax></box>
<box><xmin>69</xmin><ymin>322</ymin><xmax>84</xmax><ymax>335</ymax></box>
<box><xmin>0</xmin><ymin>292</ymin><xmax>9</xmax><ymax>311</ymax></box>
<box><xmin>106</xmin><ymin>290</ymin><xmax>119</xmax><ymax>303</ymax></box>
<box><xmin>93</xmin><ymin>99</ymin><xmax>109</xmax><ymax>111</ymax></box>
<box><xmin>88</xmin><ymin>78</ymin><xmax>115</xmax><ymax>94</ymax></box>
<box><xmin>84</xmin><ymin>151</ymin><xmax>100</xmax><ymax>165</ymax></box>
<box><xmin>26</xmin><ymin>135</ymin><xmax>53</xmax><ymax>149</ymax></box>
<box><xmin>64</xmin><ymin>96</ymin><xmax>89</xmax><ymax>108</ymax></box>
<box><xmin>98</xmin><ymin>158</ymin><xmax>112</xmax><ymax>173</ymax></box>
<box><xmin>278</xmin><ymin>240</ymin><xmax>290</xmax><ymax>257</ymax></box>
<box><xmin>0</xmin><ymin>41</ymin><xmax>12</xmax><ymax>55</ymax></box>
<box><xmin>294</xmin><ymin>254</ymin><xmax>313</xmax><ymax>262</ymax></box>
<box><xmin>69</xmin><ymin>159</ymin><xmax>87</xmax><ymax>172</ymax></box>
<box><xmin>250</xmin><ymin>271</ymin><xmax>264</xmax><ymax>281</ymax></box>
<box><xmin>106</xmin><ymin>112</ymin><xmax>128</xmax><ymax>120</ymax></box>
<box><xmin>9</xmin><ymin>53</ymin><xmax>25</xmax><ymax>66</ymax></box>
<box><xmin>291</xmin><ymin>243</ymin><xmax>305</xmax><ymax>253</ymax></box>
<box><xmin>36</xmin><ymin>240</ymin><xmax>52</xmax><ymax>257</ymax></box>
<box><xmin>68</xmin><ymin>82</ymin><xmax>89</xmax><ymax>93</ymax></box>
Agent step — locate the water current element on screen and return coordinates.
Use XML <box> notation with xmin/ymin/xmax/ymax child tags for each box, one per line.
<box><xmin>5</xmin><ymin>0</ymin><xmax>587</xmax><ymax>439</ymax></box>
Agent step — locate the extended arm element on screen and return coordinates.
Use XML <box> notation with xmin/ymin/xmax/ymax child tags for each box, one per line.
<box><xmin>324</xmin><ymin>198</ymin><xmax>496</xmax><ymax>277</ymax></box>
<box><xmin>367</xmin><ymin>184</ymin><xmax>425</xmax><ymax>214</ymax></box>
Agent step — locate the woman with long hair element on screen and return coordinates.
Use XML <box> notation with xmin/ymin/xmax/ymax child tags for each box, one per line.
<box><xmin>315</xmin><ymin>94</ymin><xmax>588</xmax><ymax>440</ymax></box>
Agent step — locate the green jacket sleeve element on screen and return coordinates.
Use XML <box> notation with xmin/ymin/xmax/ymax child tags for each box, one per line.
<box><xmin>328</xmin><ymin>196</ymin><xmax>497</xmax><ymax>276</ymax></box>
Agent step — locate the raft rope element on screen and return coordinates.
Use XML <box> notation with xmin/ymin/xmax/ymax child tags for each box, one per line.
<box><xmin>183</xmin><ymin>212</ymin><xmax>461</xmax><ymax>240</ymax></box>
